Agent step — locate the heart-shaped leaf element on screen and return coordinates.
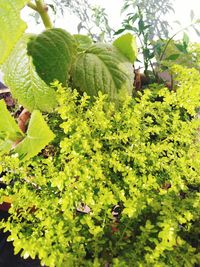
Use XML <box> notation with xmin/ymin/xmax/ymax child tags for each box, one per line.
<box><xmin>0</xmin><ymin>0</ymin><xmax>28</xmax><ymax>65</ymax></box>
<box><xmin>72</xmin><ymin>44</ymin><xmax>134</xmax><ymax>100</ymax></box>
<box><xmin>27</xmin><ymin>28</ymin><xmax>77</xmax><ymax>86</ymax></box>
<box><xmin>0</xmin><ymin>139</ymin><xmax>13</xmax><ymax>155</ymax></box>
<box><xmin>0</xmin><ymin>100</ymin><xmax>24</xmax><ymax>142</ymax></box>
<box><xmin>3</xmin><ymin>35</ymin><xmax>57</xmax><ymax>112</ymax></box>
<box><xmin>113</xmin><ymin>33</ymin><xmax>138</xmax><ymax>63</ymax></box>
<box><xmin>14</xmin><ymin>110</ymin><xmax>55</xmax><ymax>161</ymax></box>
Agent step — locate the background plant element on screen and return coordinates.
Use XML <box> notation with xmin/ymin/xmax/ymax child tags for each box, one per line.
<box><xmin>28</xmin><ymin>0</ymin><xmax>114</xmax><ymax>42</ymax></box>
<box><xmin>114</xmin><ymin>0</ymin><xmax>174</xmax><ymax>77</ymax></box>
<box><xmin>121</xmin><ymin>0</ymin><xmax>174</xmax><ymax>40</ymax></box>
<box><xmin>115</xmin><ymin>0</ymin><xmax>200</xmax><ymax>82</ymax></box>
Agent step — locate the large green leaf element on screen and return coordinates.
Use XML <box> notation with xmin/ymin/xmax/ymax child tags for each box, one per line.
<box><xmin>0</xmin><ymin>100</ymin><xmax>24</xmax><ymax>142</ymax></box>
<box><xmin>3</xmin><ymin>35</ymin><xmax>57</xmax><ymax>112</ymax></box>
<box><xmin>72</xmin><ymin>44</ymin><xmax>134</xmax><ymax>100</ymax></box>
<box><xmin>27</xmin><ymin>28</ymin><xmax>77</xmax><ymax>86</ymax></box>
<box><xmin>14</xmin><ymin>110</ymin><xmax>55</xmax><ymax>161</ymax></box>
<box><xmin>0</xmin><ymin>139</ymin><xmax>13</xmax><ymax>155</ymax></box>
<box><xmin>113</xmin><ymin>33</ymin><xmax>138</xmax><ymax>63</ymax></box>
<box><xmin>0</xmin><ymin>0</ymin><xmax>28</xmax><ymax>65</ymax></box>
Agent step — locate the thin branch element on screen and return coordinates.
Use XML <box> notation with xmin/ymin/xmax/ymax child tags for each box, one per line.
<box><xmin>35</xmin><ymin>0</ymin><xmax>53</xmax><ymax>29</ymax></box>
<box><xmin>27</xmin><ymin>0</ymin><xmax>53</xmax><ymax>29</ymax></box>
<box><xmin>159</xmin><ymin>23</ymin><xmax>193</xmax><ymax>62</ymax></box>
<box><xmin>27</xmin><ymin>1</ymin><xmax>38</xmax><ymax>11</ymax></box>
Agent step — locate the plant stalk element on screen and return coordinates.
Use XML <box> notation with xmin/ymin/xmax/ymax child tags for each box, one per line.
<box><xmin>28</xmin><ymin>0</ymin><xmax>53</xmax><ymax>29</ymax></box>
<box><xmin>159</xmin><ymin>23</ymin><xmax>194</xmax><ymax>62</ymax></box>
<box><xmin>35</xmin><ymin>0</ymin><xmax>53</xmax><ymax>29</ymax></box>
<box><xmin>27</xmin><ymin>2</ymin><xmax>38</xmax><ymax>11</ymax></box>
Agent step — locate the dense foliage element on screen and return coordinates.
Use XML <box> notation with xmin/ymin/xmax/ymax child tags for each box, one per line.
<box><xmin>0</xmin><ymin>0</ymin><xmax>137</xmax><ymax>161</ymax></box>
<box><xmin>0</xmin><ymin>65</ymin><xmax>200</xmax><ymax>266</ymax></box>
<box><xmin>0</xmin><ymin>1</ymin><xmax>200</xmax><ymax>266</ymax></box>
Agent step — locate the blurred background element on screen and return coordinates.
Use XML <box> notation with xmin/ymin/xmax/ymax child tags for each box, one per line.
<box><xmin>1</xmin><ymin>0</ymin><xmax>200</xmax><ymax>81</ymax></box>
<box><xmin>21</xmin><ymin>0</ymin><xmax>200</xmax><ymax>41</ymax></box>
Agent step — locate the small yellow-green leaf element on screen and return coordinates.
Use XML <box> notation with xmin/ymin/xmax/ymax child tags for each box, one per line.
<box><xmin>113</xmin><ymin>33</ymin><xmax>138</xmax><ymax>63</ymax></box>
<box><xmin>0</xmin><ymin>100</ymin><xmax>24</xmax><ymax>141</ymax></box>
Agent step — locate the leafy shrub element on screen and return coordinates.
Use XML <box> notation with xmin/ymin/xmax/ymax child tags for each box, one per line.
<box><xmin>0</xmin><ymin>65</ymin><xmax>200</xmax><ymax>266</ymax></box>
<box><xmin>0</xmin><ymin>1</ymin><xmax>200</xmax><ymax>267</ymax></box>
<box><xmin>0</xmin><ymin>1</ymin><xmax>137</xmax><ymax>161</ymax></box>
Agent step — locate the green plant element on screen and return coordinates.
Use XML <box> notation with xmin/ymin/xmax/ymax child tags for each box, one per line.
<box><xmin>0</xmin><ymin>1</ymin><xmax>200</xmax><ymax>266</ymax></box>
<box><xmin>115</xmin><ymin>4</ymin><xmax>154</xmax><ymax>77</ymax></box>
<box><xmin>90</xmin><ymin>5</ymin><xmax>114</xmax><ymax>42</ymax></box>
<box><xmin>114</xmin><ymin>0</ymin><xmax>174</xmax><ymax>77</ymax></box>
<box><xmin>122</xmin><ymin>0</ymin><xmax>174</xmax><ymax>40</ymax></box>
<box><xmin>0</xmin><ymin>65</ymin><xmax>200</xmax><ymax>266</ymax></box>
<box><xmin>153</xmin><ymin>12</ymin><xmax>200</xmax><ymax>77</ymax></box>
<box><xmin>0</xmin><ymin>0</ymin><xmax>137</xmax><ymax>160</ymax></box>
<box><xmin>154</xmin><ymin>35</ymin><xmax>200</xmax><ymax>74</ymax></box>
<box><xmin>116</xmin><ymin>1</ymin><xmax>200</xmax><ymax>82</ymax></box>
<box><xmin>0</xmin><ymin>100</ymin><xmax>54</xmax><ymax>160</ymax></box>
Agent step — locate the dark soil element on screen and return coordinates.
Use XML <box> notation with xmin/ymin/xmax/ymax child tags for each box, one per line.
<box><xmin>0</xmin><ymin>211</ymin><xmax>42</xmax><ymax>267</ymax></box>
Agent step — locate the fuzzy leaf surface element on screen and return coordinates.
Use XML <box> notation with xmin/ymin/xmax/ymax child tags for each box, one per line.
<box><xmin>72</xmin><ymin>44</ymin><xmax>134</xmax><ymax>99</ymax></box>
<box><xmin>27</xmin><ymin>28</ymin><xmax>77</xmax><ymax>86</ymax></box>
<box><xmin>3</xmin><ymin>35</ymin><xmax>57</xmax><ymax>112</ymax></box>
<box><xmin>14</xmin><ymin>110</ymin><xmax>55</xmax><ymax>161</ymax></box>
<box><xmin>0</xmin><ymin>0</ymin><xmax>28</xmax><ymax>65</ymax></box>
<box><xmin>74</xmin><ymin>34</ymin><xmax>93</xmax><ymax>51</ymax></box>
<box><xmin>113</xmin><ymin>33</ymin><xmax>138</xmax><ymax>63</ymax></box>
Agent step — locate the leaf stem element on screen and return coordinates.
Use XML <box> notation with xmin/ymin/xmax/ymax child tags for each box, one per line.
<box><xmin>35</xmin><ymin>0</ymin><xmax>53</xmax><ymax>29</ymax></box>
<box><xmin>27</xmin><ymin>0</ymin><xmax>53</xmax><ymax>29</ymax></box>
<box><xmin>27</xmin><ymin>1</ymin><xmax>38</xmax><ymax>12</ymax></box>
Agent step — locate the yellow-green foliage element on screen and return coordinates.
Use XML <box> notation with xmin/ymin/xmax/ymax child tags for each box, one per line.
<box><xmin>0</xmin><ymin>65</ymin><xmax>200</xmax><ymax>267</ymax></box>
<box><xmin>190</xmin><ymin>43</ymin><xmax>200</xmax><ymax>69</ymax></box>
